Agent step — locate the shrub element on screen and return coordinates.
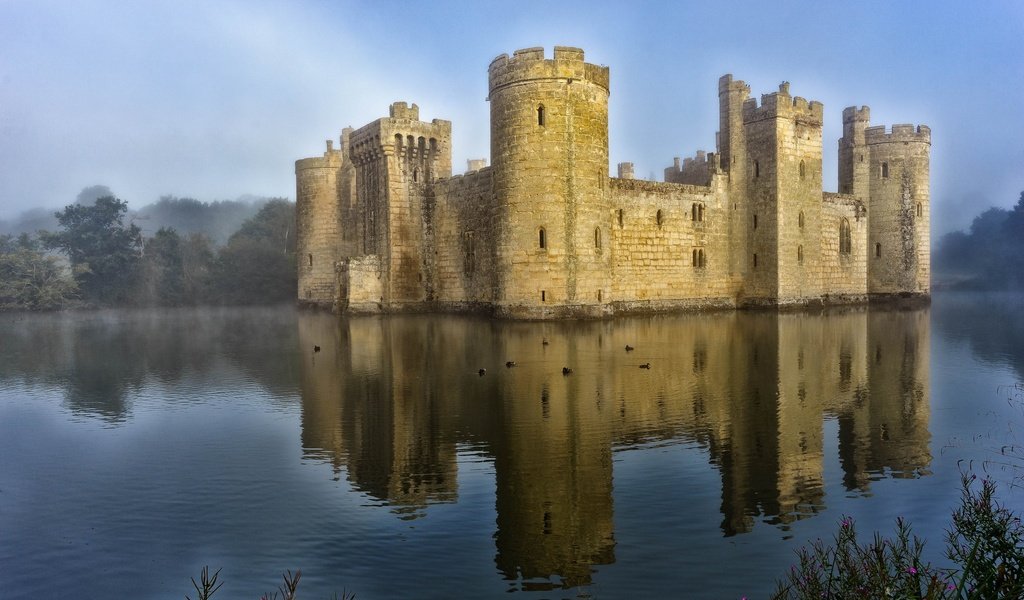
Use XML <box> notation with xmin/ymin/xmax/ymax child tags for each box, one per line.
<box><xmin>772</xmin><ymin>475</ymin><xmax>1024</xmax><ymax>599</ymax></box>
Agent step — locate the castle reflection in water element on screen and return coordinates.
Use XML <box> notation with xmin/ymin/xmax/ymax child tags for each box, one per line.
<box><xmin>298</xmin><ymin>308</ymin><xmax>930</xmax><ymax>589</ymax></box>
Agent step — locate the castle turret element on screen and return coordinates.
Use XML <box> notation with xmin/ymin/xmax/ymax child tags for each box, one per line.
<box><xmin>864</xmin><ymin>124</ymin><xmax>931</xmax><ymax>297</ymax></box>
<box><xmin>296</xmin><ymin>137</ymin><xmax>347</xmax><ymax>308</ymax></box>
<box><xmin>488</xmin><ymin>47</ymin><xmax>611</xmax><ymax>316</ymax></box>
<box><xmin>838</xmin><ymin>106</ymin><xmax>871</xmax><ymax>198</ymax></box>
<box><xmin>740</xmin><ymin>82</ymin><xmax>825</xmax><ymax>305</ymax></box>
<box><xmin>718</xmin><ymin>75</ymin><xmax>752</xmax><ymax>280</ymax></box>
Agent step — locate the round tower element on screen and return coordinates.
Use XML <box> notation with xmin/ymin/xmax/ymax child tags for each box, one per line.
<box><xmin>295</xmin><ymin>139</ymin><xmax>344</xmax><ymax>308</ymax></box>
<box><xmin>488</xmin><ymin>46</ymin><xmax>611</xmax><ymax>316</ymax></box>
<box><xmin>865</xmin><ymin>124</ymin><xmax>931</xmax><ymax>298</ymax></box>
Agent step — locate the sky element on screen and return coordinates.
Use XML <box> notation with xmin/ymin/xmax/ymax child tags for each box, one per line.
<box><xmin>0</xmin><ymin>0</ymin><xmax>1021</xmax><ymax>236</ymax></box>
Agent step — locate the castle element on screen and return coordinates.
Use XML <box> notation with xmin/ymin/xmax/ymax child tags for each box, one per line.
<box><xmin>296</xmin><ymin>46</ymin><xmax>930</xmax><ymax>318</ymax></box>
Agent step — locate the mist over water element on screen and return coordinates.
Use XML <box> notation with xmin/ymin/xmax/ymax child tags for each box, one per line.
<box><xmin>0</xmin><ymin>294</ymin><xmax>1021</xmax><ymax>598</ymax></box>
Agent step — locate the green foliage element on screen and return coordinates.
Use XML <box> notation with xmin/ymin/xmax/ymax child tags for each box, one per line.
<box><xmin>138</xmin><ymin>227</ymin><xmax>186</xmax><ymax>306</ymax></box>
<box><xmin>946</xmin><ymin>474</ymin><xmax>1024</xmax><ymax>598</ymax></box>
<box><xmin>211</xmin><ymin>199</ymin><xmax>296</xmax><ymax>305</ymax></box>
<box><xmin>135</xmin><ymin>195</ymin><xmax>267</xmax><ymax>246</ymax></box>
<box><xmin>771</xmin><ymin>516</ymin><xmax>952</xmax><ymax>599</ymax></box>
<box><xmin>772</xmin><ymin>475</ymin><xmax>1024</xmax><ymax>599</ymax></box>
<box><xmin>182</xmin><ymin>232</ymin><xmax>217</xmax><ymax>303</ymax></box>
<box><xmin>936</xmin><ymin>191</ymin><xmax>1024</xmax><ymax>289</ymax></box>
<box><xmin>0</xmin><ymin>233</ymin><xmax>78</xmax><ymax>310</ymax></box>
<box><xmin>41</xmin><ymin>195</ymin><xmax>143</xmax><ymax>305</ymax></box>
<box><xmin>8</xmin><ymin>192</ymin><xmax>298</xmax><ymax>310</ymax></box>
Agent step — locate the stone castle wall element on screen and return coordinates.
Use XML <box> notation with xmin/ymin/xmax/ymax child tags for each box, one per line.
<box><xmin>428</xmin><ymin>167</ymin><xmax>500</xmax><ymax>308</ymax></box>
<box><xmin>607</xmin><ymin>178</ymin><xmax>737</xmax><ymax>311</ymax></box>
<box><xmin>295</xmin><ymin>46</ymin><xmax>930</xmax><ymax>318</ymax></box>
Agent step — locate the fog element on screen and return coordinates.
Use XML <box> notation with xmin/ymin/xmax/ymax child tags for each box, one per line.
<box><xmin>1</xmin><ymin>1</ymin><xmax>1021</xmax><ymax>236</ymax></box>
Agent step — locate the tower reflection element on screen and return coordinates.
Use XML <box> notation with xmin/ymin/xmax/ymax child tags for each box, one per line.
<box><xmin>297</xmin><ymin>307</ymin><xmax>930</xmax><ymax>587</ymax></box>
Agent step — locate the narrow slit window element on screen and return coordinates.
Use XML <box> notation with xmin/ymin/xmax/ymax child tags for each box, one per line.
<box><xmin>753</xmin><ymin>253</ymin><xmax>758</xmax><ymax>268</ymax></box>
<box><xmin>537</xmin><ymin>105</ymin><xmax>545</xmax><ymax>127</ymax></box>
<box><xmin>308</xmin><ymin>253</ymin><xmax>313</xmax><ymax>267</ymax></box>
<box><xmin>753</xmin><ymin>214</ymin><xmax>758</xmax><ymax>229</ymax></box>
<box><xmin>839</xmin><ymin>218</ymin><xmax>852</xmax><ymax>254</ymax></box>
<box><xmin>699</xmin><ymin>249</ymin><xmax>706</xmax><ymax>268</ymax></box>
<box><xmin>617</xmin><ymin>209</ymin><xmax>624</xmax><ymax>228</ymax></box>
<box><xmin>541</xmin><ymin>290</ymin><xmax>546</xmax><ymax>302</ymax></box>
<box><xmin>799</xmin><ymin>160</ymin><xmax>806</xmax><ymax>179</ymax></box>
<box><xmin>538</xmin><ymin>227</ymin><xmax>546</xmax><ymax>249</ymax></box>
<box><xmin>799</xmin><ymin>211</ymin><xmax>805</xmax><ymax>229</ymax></box>
<box><xmin>916</xmin><ymin>202</ymin><xmax>922</xmax><ymax>217</ymax></box>
<box><xmin>881</xmin><ymin>162</ymin><xmax>889</xmax><ymax>178</ymax></box>
<box><xmin>754</xmin><ymin>160</ymin><xmax>760</xmax><ymax>178</ymax></box>
<box><xmin>692</xmin><ymin>248</ymin><xmax>698</xmax><ymax>266</ymax></box>
<box><xmin>656</xmin><ymin>210</ymin><xmax>663</xmax><ymax>227</ymax></box>
<box><xmin>692</xmin><ymin>203</ymin><xmax>697</xmax><ymax>221</ymax></box>
<box><xmin>594</xmin><ymin>227</ymin><xmax>602</xmax><ymax>249</ymax></box>
<box><xmin>699</xmin><ymin>204</ymin><xmax>704</xmax><ymax>222</ymax></box>
<box><xmin>875</xmin><ymin>242</ymin><xmax>882</xmax><ymax>258</ymax></box>
<box><xmin>797</xmin><ymin>245</ymin><xmax>804</xmax><ymax>264</ymax></box>
<box><xmin>413</xmin><ymin>168</ymin><xmax>418</xmax><ymax>182</ymax></box>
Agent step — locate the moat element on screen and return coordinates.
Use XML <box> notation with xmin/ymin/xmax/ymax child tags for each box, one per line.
<box><xmin>1</xmin><ymin>292</ymin><xmax>1022</xmax><ymax>599</ymax></box>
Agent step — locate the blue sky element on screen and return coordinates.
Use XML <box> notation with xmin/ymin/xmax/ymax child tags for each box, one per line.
<box><xmin>1</xmin><ymin>0</ymin><xmax>1021</xmax><ymax>235</ymax></box>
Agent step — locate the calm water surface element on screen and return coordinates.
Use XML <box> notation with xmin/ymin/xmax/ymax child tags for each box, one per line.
<box><xmin>1</xmin><ymin>293</ymin><xmax>1023</xmax><ymax>599</ymax></box>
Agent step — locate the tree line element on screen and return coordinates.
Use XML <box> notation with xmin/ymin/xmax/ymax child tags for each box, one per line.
<box><xmin>934</xmin><ymin>191</ymin><xmax>1024</xmax><ymax>289</ymax></box>
<box><xmin>0</xmin><ymin>194</ymin><xmax>297</xmax><ymax>311</ymax></box>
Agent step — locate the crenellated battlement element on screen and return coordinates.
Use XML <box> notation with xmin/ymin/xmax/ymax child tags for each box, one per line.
<box><xmin>718</xmin><ymin>74</ymin><xmax>751</xmax><ymax>98</ymax></box>
<box><xmin>488</xmin><ymin>46</ymin><xmax>609</xmax><ymax>95</ymax></box>
<box><xmin>664</xmin><ymin>150</ymin><xmax>719</xmax><ymax>185</ymax></box>
<box><xmin>842</xmin><ymin>106</ymin><xmax>871</xmax><ymax>124</ymax></box>
<box><xmin>295</xmin><ymin>142</ymin><xmax>342</xmax><ymax>171</ymax></box>
<box><xmin>389</xmin><ymin>101</ymin><xmax>420</xmax><ymax>120</ymax></box>
<box><xmin>864</xmin><ymin>124</ymin><xmax>931</xmax><ymax>145</ymax></box>
<box><xmin>743</xmin><ymin>82</ymin><xmax>823</xmax><ymax>124</ymax></box>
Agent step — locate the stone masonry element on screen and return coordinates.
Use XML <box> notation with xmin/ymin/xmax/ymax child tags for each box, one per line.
<box><xmin>296</xmin><ymin>47</ymin><xmax>930</xmax><ymax>318</ymax></box>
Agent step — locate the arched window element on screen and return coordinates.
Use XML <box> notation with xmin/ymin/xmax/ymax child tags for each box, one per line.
<box><xmin>799</xmin><ymin>160</ymin><xmax>806</xmax><ymax>180</ymax></box>
<box><xmin>698</xmin><ymin>204</ymin><xmax>705</xmax><ymax>222</ymax></box>
<box><xmin>692</xmin><ymin>203</ymin><xmax>697</xmax><ymax>221</ymax></box>
<box><xmin>308</xmin><ymin>253</ymin><xmax>313</xmax><ymax>267</ymax></box>
<box><xmin>916</xmin><ymin>202</ymin><xmax>923</xmax><ymax>217</ymax></box>
<box><xmin>797</xmin><ymin>245</ymin><xmax>804</xmax><ymax>264</ymax></box>
<box><xmin>798</xmin><ymin>211</ymin><xmax>805</xmax><ymax>229</ymax></box>
<box><xmin>875</xmin><ymin>242</ymin><xmax>882</xmax><ymax>258</ymax></box>
<box><xmin>537</xmin><ymin>105</ymin><xmax>545</xmax><ymax>127</ymax></box>
<box><xmin>881</xmin><ymin>162</ymin><xmax>889</xmax><ymax>178</ymax></box>
<box><xmin>692</xmin><ymin>248</ymin><xmax>698</xmax><ymax>266</ymax></box>
<box><xmin>538</xmin><ymin>227</ymin><xmax>546</xmax><ymax>249</ymax></box>
<box><xmin>839</xmin><ymin>218</ymin><xmax>852</xmax><ymax>254</ymax></box>
<box><xmin>656</xmin><ymin>209</ymin><xmax>663</xmax><ymax>227</ymax></box>
<box><xmin>594</xmin><ymin>227</ymin><xmax>602</xmax><ymax>249</ymax></box>
<box><xmin>699</xmin><ymin>249</ymin><xmax>706</xmax><ymax>268</ymax></box>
